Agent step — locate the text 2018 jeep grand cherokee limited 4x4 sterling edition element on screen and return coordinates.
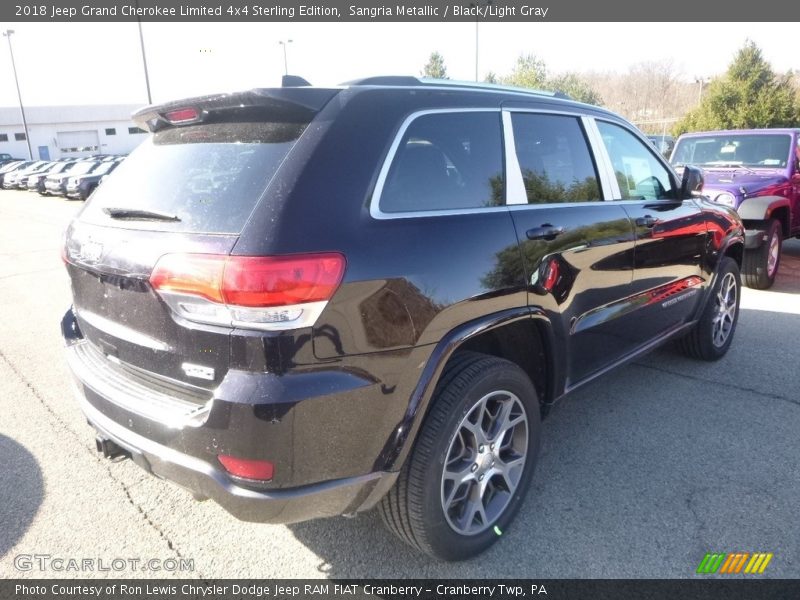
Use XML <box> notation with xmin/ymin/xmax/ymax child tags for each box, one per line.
<box><xmin>62</xmin><ymin>77</ymin><xmax>744</xmax><ymax>561</ymax></box>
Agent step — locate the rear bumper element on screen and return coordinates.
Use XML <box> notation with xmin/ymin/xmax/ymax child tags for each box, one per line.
<box><xmin>61</xmin><ymin>308</ymin><xmax>400</xmax><ymax>523</ymax></box>
<box><xmin>78</xmin><ymin>390</ymin><xmax>396</xmax><ymax>523</ymax></box>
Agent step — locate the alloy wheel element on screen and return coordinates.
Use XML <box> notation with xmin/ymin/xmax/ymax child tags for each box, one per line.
<box><xmin>440</xmin><ymin>390</ymin><xmax>528</xmax><ymax>536</ymax></box>
<box><xmin>712</xmin><ymin>272</ymin><xmax>737</xmax><ymax>348</ymax></box>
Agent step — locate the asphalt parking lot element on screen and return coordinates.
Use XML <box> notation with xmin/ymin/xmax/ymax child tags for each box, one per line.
<box><xmin>0</xmin><ymin>189</ymin><xmax>798</xmax><ymax>579</ymax></box>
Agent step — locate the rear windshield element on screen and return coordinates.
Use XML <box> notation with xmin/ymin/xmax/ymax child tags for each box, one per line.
<box><xmin>80</xmin><ymin>121</ymin><xmax>307</xmax><ymax>234</ymax></box>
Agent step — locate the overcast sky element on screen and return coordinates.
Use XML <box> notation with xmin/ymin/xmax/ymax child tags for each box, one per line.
<box><xmin>0</xmin><ymin>22</ymin><xmax>796</xmax><ymax>107</ymax></box>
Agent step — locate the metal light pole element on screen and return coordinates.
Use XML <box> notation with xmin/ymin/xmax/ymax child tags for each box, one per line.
<box><xmin>134</xmin><ymin>0</ymin><xmax>152</xmax><ymax>104</ymax></box>
<box><xmin>3</xmin><ymin>30</ymin><xmax>33</xmax><ymax>160</ymax></box>
<box><xmin>279</xmin><ymin>39</ymin><xmax>292</xmax><ymax>76</ymax></box>
<box><xmin>475</xmin><ymin>21</ymin><xmax>479</xmax><ymax>82</ymax></box>
<box><xmin>472</xmin><ymin>0</ymin><xmax>492</xmax><ymax>82</ymax></box>
<box><xmin>694</xmin><ymin>76</ymin><xmax>710</xmax><ymax>103</ymax></box>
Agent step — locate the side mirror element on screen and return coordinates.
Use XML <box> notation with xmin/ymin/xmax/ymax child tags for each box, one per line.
<box><xmin>680</xmin><ymin>165</ymin><xmax>704</xmax><ymax>198</ymax></box>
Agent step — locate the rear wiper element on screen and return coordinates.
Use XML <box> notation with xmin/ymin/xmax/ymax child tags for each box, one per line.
<box><xmin>103</xmin><ymin>207</ymin><xmax>181</xmax><ymax>221</ymax></box>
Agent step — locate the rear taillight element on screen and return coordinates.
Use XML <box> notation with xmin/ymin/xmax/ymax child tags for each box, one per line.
<box><xmin>218</xmin><ymin>454</ymin><xmax>274</xmax><ymax>481</ymax></box>
<box><xmin>149</xmin><ymin>253</ymin><xmax>345</xmax><ymax>331</ymax></box>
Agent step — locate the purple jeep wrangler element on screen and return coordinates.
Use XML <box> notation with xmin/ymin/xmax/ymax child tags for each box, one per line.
<box><xmin>671</xmin><ymin>129</ymin><xmax>800</xmax><ymax>289</ymax></box>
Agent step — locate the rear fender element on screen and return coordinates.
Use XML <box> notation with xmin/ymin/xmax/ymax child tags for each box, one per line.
<box><xmin>373</xmin><ymin>307</ymin><xmax>555</xmax><ymax>472</ymax></box>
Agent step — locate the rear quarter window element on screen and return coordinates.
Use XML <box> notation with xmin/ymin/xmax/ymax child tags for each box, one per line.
<box><xmin>80</xmin><ymin>121</ymin><xmax>307</xmax><ymax>234</ymax></box>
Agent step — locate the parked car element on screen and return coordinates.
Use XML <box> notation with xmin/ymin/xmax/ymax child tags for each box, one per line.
<box><xmin>0</xmin><ymin>160</ymin><xmax>44</xmax><ymax>188</ymax></box>
<box><xmin>44</xmin><ymin>160</ymin><xmax>102</xmax><ymax>196</ymax></box>
<box><xmin>65</xmin><ymin>158</ymin><xmax>124</xmax><ymax>200</ymax></box>
<box><xmin>11</xmin><ymin>160</ymin><xmax>61</xmax><ymax>190</ymax></box>
<box><xmin>0</xmin><ymin>152</ymin><xmax>24</xmax><ymax>166</ymax></box>
<box><xmin>27</xmin><ymin>159</ymin><xmax>80</xmax><ymax>194</ymax></box>
<box><xmin>62</xmin><ymin>77</ymin><xmax>744</xmax><ymax>561</ymax></box>
<box><xmin>671</xmin><ymin>128</ymin><xmax>800</xmax><ymax>289</ymax></box>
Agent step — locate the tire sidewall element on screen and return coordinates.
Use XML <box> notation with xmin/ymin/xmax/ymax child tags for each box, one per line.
<box><xmin>414</xmin><ymin>363</ymin><xmax>541</xmax><ymax>561</ymax></box>
<box><xmin>699</xmin><ymin>257</ymin><xmax>741</xmax><ymax>358</ymax></box>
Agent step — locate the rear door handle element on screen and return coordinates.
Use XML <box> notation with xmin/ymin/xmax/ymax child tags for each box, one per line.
<box><xmin>526</xmin><ymin>225</ymin><xmax>565</xmax><ymax>241</ymax></box>
<box><xmin>635</xmin><ymin>215</ymin><xmax>658</xmax><ymax>228</ymax></box>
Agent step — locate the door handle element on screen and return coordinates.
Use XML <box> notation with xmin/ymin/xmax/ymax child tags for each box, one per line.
<box><xmin>635</xmin><ymin>215</ymin><xmax>658</xmax><ymax>228</ymax></box>
<box><xmin>526</xmin><ymin>224</ymin><xmax>565</xmax><ymax>241</ymax></box>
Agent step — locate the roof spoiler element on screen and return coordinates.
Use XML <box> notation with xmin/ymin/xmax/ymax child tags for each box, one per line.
<box><xmin>132</xmin><ymin>87</ymin><xmax>338</xmax><ymax>133</ymax></box>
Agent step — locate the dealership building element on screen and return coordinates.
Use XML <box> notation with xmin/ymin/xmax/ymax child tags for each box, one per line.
<box><xmin>0</xmin><ymin>104</ymin><xmax>147</xmax><ymax>160</ymax></box>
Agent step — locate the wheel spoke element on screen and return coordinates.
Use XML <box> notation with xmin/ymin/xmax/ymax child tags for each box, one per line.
<box><xmin>441</xmin><ymin>389</ymin><xmax>529</xmax><ymax>536</ymax></box>
<box><xmin>443</xmin><ymin>479</ymin><xmax>472</xmax><ymax>512</ymax></box>
<box><xmin>462</xmin><ymin>498</ymin><xmax>488</xmax><ymax>529</ymax></box>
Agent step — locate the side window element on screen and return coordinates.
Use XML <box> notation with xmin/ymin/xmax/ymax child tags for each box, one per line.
<box><xmin>510</xmin><ymin>113</ymin><xmax>601</xmax><ymax>204</ymax></box>
<box><xmin>597</xmin><ymin>121</ymin><xmax>676</xmax><ymax>200</ymax></box>
<box><xmin>795</xmin><ymin>138</ymin><xmax>800</xmax><ymax>170</ymax></box>
<box><xmin>379</xmin><ymin>112</ymin><xmax>504</xmax><ymax>213</ymax></box>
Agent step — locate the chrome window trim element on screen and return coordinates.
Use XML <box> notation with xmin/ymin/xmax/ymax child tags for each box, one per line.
<box><xmin>502</xmin><ymin>110</ymin><xmax>609</xmax><ymax>210</ymax></box>
<box><xmin>501</xmin><ymin>110</ymin><xmax>527</xmax><ymax>205</ymax></box>
<box><xmin>501</xmin><ymin>107</ymin><xmax>594</xmax><ymax>118</ymax></box>
<box><xmin>369</xmin><ymin>108</ymin><xmax>505</xmax><ymax>220</ymax></box>
<box><xmin>369</xmin><ymin>106</ymin><xmax>629</xmax><ymax>219</ymax></box>
<box><xmin>583</xmin><ymin>116</ymin><xmax>621</xmax><ymax>199</ymax></box>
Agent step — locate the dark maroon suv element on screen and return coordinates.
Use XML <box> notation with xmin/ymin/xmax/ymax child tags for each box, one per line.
<box><xmin>62</xmin><ymin>76</ymin><xmax>744</xmax><ymax>560</ymax></box>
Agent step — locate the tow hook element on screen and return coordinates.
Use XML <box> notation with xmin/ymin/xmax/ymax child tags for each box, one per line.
<box><xmin>95</xmin><ymin>436</ymin><xmax>130</xmax><ymax>460</ymax></box>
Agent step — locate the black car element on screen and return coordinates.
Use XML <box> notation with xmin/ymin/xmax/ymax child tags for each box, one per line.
<box><xmin>62</xmin><ymin>77</ymin><xmax>744</xmax><ymax>561</ymax></box>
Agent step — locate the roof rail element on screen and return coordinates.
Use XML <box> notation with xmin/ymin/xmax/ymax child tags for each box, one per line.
<box><xmin>341</xmin><ymin>76</ymin><xmax>423</xmax><ymax>86</ymax></box>
<box><xmin>341</xmin><ymin>75</ymin><xmax>565</xmax><ymax>99</ymax></box>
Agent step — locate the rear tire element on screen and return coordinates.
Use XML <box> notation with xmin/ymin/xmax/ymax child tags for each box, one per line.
<box><xmin>379</xmin><ymin>352</ymin><xmax>541</xmax><ymax>560</ymax></box>
<box><xmin>743</xmin><ymin>219</ymin><xmax>781</xmax><ymax>289</ymax></box>
<box><xmin>678</xmin><ymin>257</ymin><xmax>741</xmax><ymax>361</ymax></box>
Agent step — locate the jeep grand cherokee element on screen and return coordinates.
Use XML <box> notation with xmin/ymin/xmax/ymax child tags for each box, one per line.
<box><xmin>62</xmin><ymin>76</ymin><xmax>744</xmax><ymax>560</ymax></box>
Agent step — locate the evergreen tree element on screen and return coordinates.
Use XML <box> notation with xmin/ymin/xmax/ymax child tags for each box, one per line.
<box><xmin>548</xmin><ymin>72</ymin><xmax>603</xmax><ymax>105</ymax></box>
<box><xmin>674</xmin><ymin>41</ymin><xmax>799</xmax><ymax>135</ymax></box>
<box><xmin>502</xmin><ymin>54</ymin><xmax>601</xmax><ymax>105</ymax></box>
<box><xmin>503</xmin><ymin>54</ymin><xmax>547</xmax><ymax>89</ymax></box>
<box><xmin>421</xmin><ymin>52</ymin><xmax>448</xmax><ymax>79</ymax></box>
